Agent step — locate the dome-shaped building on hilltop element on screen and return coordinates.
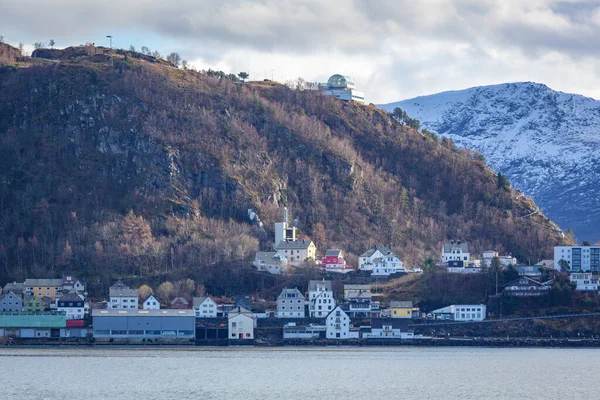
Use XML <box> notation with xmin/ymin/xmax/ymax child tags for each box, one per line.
<box><xmin>321</xmin><ymin>74</ymin><xmax>364</xmax><ymax>104</ymax></box>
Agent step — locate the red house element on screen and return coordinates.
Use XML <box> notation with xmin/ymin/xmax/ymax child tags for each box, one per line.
<box><xmin>321</xmin><ymin>249</ymin><xmax>347</xmax><ymax>270</ymax></box>
<box><xmin>170</xmin><ymin>297</ymin><xmax>190</xmax><ymax>309</ymax></box>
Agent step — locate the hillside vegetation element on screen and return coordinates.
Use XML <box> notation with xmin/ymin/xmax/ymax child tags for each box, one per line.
<box><xmin>0</xmin><ymin>45</ymin><xmax>565</xmax><ymax>289</ymax></box>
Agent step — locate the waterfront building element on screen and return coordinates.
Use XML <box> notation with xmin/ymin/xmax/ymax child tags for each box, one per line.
<box><xmin>283</xmin><ymin>322</ymin><xmax>326</xmax><ymax>339</ymax></box>
<box><xmin>326</xmin><ymin>306</ymin><xmax>351</xmax><ymax>339</ymax></box>
<box><xmin>363</xmin><ymin>318</ymin><xmax>414</xmax><ymax>339</ymax></box>
<box><xmin>276</xmin><ymin>288</ymin><xmax>305</xmax><ymax>318</ymax></box>
<box><xmin>192</xmin><ymin>296</ymin><xmax>217</xmax><ymax>318</ymax></box>
<box><xmin>0</xmin><ymin>311</ymin><xmax>66</xmax><ymax>338</ymax></box>
<box><xmin>228</xmin><ymin>306</ymin><xmax>254</xmax><ymax>340</ymax></box>
<box><xmin>22</xmin><ymin>295</ymin><xmax>45</xmax><ymax>312</ymax></box>
<box><xmin>91</xmin><ymin>309</ymin><xmax>195</xmax><ymax>340</ymax></box>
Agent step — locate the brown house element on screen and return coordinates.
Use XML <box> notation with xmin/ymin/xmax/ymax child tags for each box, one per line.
<box><xmin>170</xmin><ymin>297</ymin><xmax>190</xmax><ymax>309</ymax></box>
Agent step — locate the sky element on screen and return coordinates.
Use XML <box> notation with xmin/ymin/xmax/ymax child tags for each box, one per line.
<box><xmin>1</xmin><ymin>0</ymin><xmax>600</xmax><ymax>103</ymax></box>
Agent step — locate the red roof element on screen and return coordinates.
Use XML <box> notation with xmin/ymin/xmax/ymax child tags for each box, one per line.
<box><xmin>66</xmin><ymin>319</ymin><xmax>85</xmax><ymax>327</ymax></box>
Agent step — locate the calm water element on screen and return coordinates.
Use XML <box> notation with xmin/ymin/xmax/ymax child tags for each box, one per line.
<box><xmin>0</xmin><ymin>346</ymin><xmax>596</xmax><ymax>399</ymax></box>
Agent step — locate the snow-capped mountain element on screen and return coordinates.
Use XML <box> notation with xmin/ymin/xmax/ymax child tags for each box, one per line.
<box><xmin>380</xmin><ymin>82</ymin><xmax>600</xmax><ymax>241</ymax></box>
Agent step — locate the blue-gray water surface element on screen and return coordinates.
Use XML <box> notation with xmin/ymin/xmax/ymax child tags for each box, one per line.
<box><xmin>0</xmin><ymin>346</ymin><xmax>595</xmax><ymax>399</ymax></box>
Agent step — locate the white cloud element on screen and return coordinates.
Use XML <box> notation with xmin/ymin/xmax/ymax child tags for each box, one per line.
<box><xmin>1</xmin><ymin>0</ymin><xmax>600</xmax><ymax>102</ymax></box>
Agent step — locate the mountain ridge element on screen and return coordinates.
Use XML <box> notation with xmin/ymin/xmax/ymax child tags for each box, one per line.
<box><xmin>380</xmin><ymin>81</ymin><xmax>600</xmax><ymax>241</ymax></box>
<box><xmin>0</xmin><ymin>46</ymin><xmax>565</xmax><ymax>286</ymax></box>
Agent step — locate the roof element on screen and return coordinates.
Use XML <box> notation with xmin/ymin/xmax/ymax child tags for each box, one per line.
<box><xmin>144</xmin><ymin>294</ymin><xmax>158</xmax><ymax>303</ymax></box>
<box><xmin>324</xmin><ymin>249</ymin><xmax>342</xmax><ymax>257</ymax></box>
<box><xmin>443</xmin><ymin>241</ymin><xmax>470</xmax><ymax>253</ymax></box>
<box><xmin>171</xmin><ymin>297</ymin><xmax>189</xmax><ymax>305</ymax></box>
<box><xmin>92</xmin><ymin>309</ymin><xmax>195</xmax><ymax>317</ymax></box>
<box><xmin>254</xmin><ymin>251</ymin><xmax>278</xmax><ymax>262</ymax></box>
<box><xmin>325</xmin><ymin>305</ymin><xmax>347</xmax><ymax>319</ymax></box>
<box><xmin>227</xmin><ymin>306</ymin><xmax>252</xmax><ymax>318</ymax></box>
<box><xmin>277</xmin><ymin>287</ymin><xmax>305</xmax><ymax>300</ymax></box>
<box><xmin>360</xmin><ymin>246</ymin><xmax>397</xmax><ymax>259</ymax></box>
<box><xmin>347</xmin><ymin>291</ymin><xmax>371</xmax><ymax>300</ymax></box>
<box><xmin>62</xmin><ymin>274</ymin><xmax>85</xmax><ymax>285</ymax></box>
<box><xmin>192</xmin><ymin>296</ymin><xmax>213</xmax><ymax>307</ymax></box>
<box><xmin>109</xmin><ymin>286</ymin><xmax>138</xmax><ymax>298</ymax></box>
<box><xmin>371</xmin><ymin>318</ymin><xmax>410</xmax><ymax>330</ymax></box>
<box><xmin>535</xmin><ymin>259</ymin><xmax>555</xmax><ymax>267</ymax></box>
<box><xmin>3</xmin><ymin>282</ymin><xmax>25</xmax><ymax>294</ymax></box>
<box><xmin>1</xmin><ymin>291</ymin><xmax>22</xmax><ymax>302</ymax></box>
<box><xmin>390</xmin><ymin>301</ymin><xmax>413</xmax><ymax>308</ymax></box>
<box><xmin>275</xmin><ymin>240</ymin><xmax>314</xmax><ymax>250</ymax></box>
<box><xmin>58</xmin><ymin>293</ymin><xmax>84</xmax><ymax>303</ymax></box>
<box><xmin>0</xmin><ymin>312</ymin><xmax>66</xmax><ymax>328</ymax></box>
<box><xmin>308</xmin><ymin>280</ymin><xmax>332</xmax><ymax>292</ymax></box>
<box><xmin>235</xmin><ymin>295</ymin><xmax>252</xmax><ymax>308</ymax></box>
<box><xmin>344</xmin><ymin>284</ymin><xmax>371</xmax><ymax>291</ymax></box>
<box><xmin>23</xmin><ymin>278</ymin><xmax>63</xmax><ymax>287</ymax></box>
<box><xmin>505</xmin><ymin>277</ymin><xmax>548</xmax><ymax>287</ymax></box>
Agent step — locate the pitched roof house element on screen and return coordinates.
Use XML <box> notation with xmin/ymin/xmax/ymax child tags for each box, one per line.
<box><xmin>276</xmin><ymin>288</ymin><xmax>305</xmax><ymax>318</ymax></box>
<box><xmin>143</xmin><ymin>294</ymin><xmax>160</xmax><ymax>310</ymax></box>
<box><xmin>0</xmin><ymin>291</ymin><xmax>23</xmax><ymax>312</ymax></box>
<box><xmin>192</xmin><ymin>296</ymin><xmax>217</xmax><ymax>318</ymax></box>
<box><xmin>170</xmin><ymin>297</ymin><xmax>190</xmax><ymax>309</ymax></box>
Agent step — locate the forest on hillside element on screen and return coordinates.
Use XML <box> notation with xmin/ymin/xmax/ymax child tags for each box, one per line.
<box><xmin>0</xmin><ymin>45</ymin><xmax>565</xmax><ymax>292</ymax></box>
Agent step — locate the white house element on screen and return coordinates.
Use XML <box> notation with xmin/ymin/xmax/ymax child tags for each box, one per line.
<box><xmin>276</xmin><ymin>288</ymin><xmax>305</xmax><ymax>318</ymax></box>
<box><xmin>569</xmin><ymin>273</ymin><xmax>599</xmax><ymax>291</ymax></box>
<box><xmin>193</xmin><ymin>296</ymin><xmax>218</xmax><ymax>318</ymax></box>
<box><xmin>326</xmin><ymin>306</ymin><xmax>351</xmax><ymax>339</ymax></box>
<box><xmin>108</xmin><ymin>281</ymin><xmax>139</xmax><ymax>309</ymax></box>
<box><xmin>442</xmin><ymin>241</ymin><xmax>470</xmax><ymax>264</ymax></box>
<box><xmin>432</xmin><ymin>304</ymin><xmax>486</xmax><ymax>321</ymax></box>
<box><xmin>253</xmin><ymin>251</ymin><xmax>288</xmax><ymax>274</ymax></box>
<box><xmin>62</xmin><ymin>275</ymin><xmax>86</xmax><ymax>294</ymax></box>
<box><xmin>359</xmin><ymin>246</ymin><xmax>403</xmax><ymax>275</ymax></box>
<box><xmin>308</xmin><ymin>280</ymin><xmax>336</xmax><ymax>318</ymax></box>
<box><xmin>228</xmin><ymin>306</ymin><xmax>254</xmax><ymax>340</ymax></box>
<box><xmin>363</xmin><ymin>318</ymin><xmax>414</xmax><ymax>339</ymax></box>
<box><xmin>275</xmin><ymin>240</ymin><xmax>317</xmax><ymax>267</ymax></box>
<box><xmin>142</xmin><ymin>294</ymin><xmax>160</xmax><ymax>310</ymax></box>
<box><xmin>482</xmin><ymin>251</ymin><xmax>516</xmax><ymax>268</ymax></box>
<box><xmin>554</xmin><ymin>246</ymin><xmax>600</xmax><ymax>272</ymax></box>
<box><xmin>56</xmin><ymin>293</ymin><xmax>85</xmax><ymax>320</ymax></box>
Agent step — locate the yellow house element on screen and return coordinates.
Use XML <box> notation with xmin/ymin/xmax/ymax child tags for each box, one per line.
<box><xmin>24</xmin><ymin>279</ymin><xmax>63</xmax><ymax>298</ymax></box>
<box><xmin>390</xmin><ymin>301</ymin><xmax>419</xmax><ymax>319</ymax></box>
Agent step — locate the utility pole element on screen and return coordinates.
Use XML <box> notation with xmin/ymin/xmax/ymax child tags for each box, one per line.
<box><xmin>271</xmin><ymin>69</ymin><xmax>274</xmax><ymax>81</ymax></box>
<box><xmin>106</xmin><ymin>35</ymin><xmax>113</xmax><ymax>67</ymax></box>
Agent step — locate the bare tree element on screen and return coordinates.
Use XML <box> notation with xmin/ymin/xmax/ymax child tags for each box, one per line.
<box><xmin>151</xmin><ymin>50</ymin><xmax>161</xmax><ymax>59</ymax></box>
<box><xmin>49</xmin><ymin>39</ymin><xmax>55</xmax><ymax>49</ymax></box>
<box><xmin>166</xmin><ymin>52</ymin><xmax>181</xmax><ymax>67</ymax></box>
<box><xmin>181</xmin><ymin>60</ymin><xmax>188</xmax><ymax>70</ymax></box>
<box><xmin>0</xmin><ymin>35</ymin><xmax>4</xmax><ymax>44</ymax></box>
<box><xmin>18</xmin><ymin>42</ymin><xmax>24</xmax><ymax>55</ymax></box>
<box><xmin>129</xmin><ymin>45</ymin><xmax>136</xmax><ymax>52</ymax></box>
<box><xmin>33</xmin><ymin>41</ymin><xmax>45</xmax><ymax>50</ymax></box>
<box><xmin>140</xmin><ymin>46</ymin><xmax>150</xmax><ymax>55</ymax></box>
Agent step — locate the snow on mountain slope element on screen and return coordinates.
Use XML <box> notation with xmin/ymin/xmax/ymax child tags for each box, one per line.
<box><xmin>380</xmin><ymin>82</ymin><xmax>600</xmax><ymax>241</ymax></box>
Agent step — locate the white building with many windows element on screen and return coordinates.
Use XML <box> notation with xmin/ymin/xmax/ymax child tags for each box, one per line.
<box><xmin>276</xmin><ymin>288</ymin><xmax>305</xmax><ymax>318</ymax></box>
<box><xmin>228</xmin><ymin>306</ymin><xmax>254</xmax><ymax>340</ymax></box>
<box><xmin>57</xmin><ymin>293</ymin><xmax>85</xmax><ymax>320</ymax></box>
<box><xmin>554</xmin><ymin>246</ymin><xmax>600</xmax><ymax>272</ymax></box>
<box><xmin>193</xmin><ymin>296</ymin><xmax>217</xmax><ymax>318</ymax></box>
<box><xmin>108</xmin><ymin>281</ymin><xmax>139</xmax><ymax>310</ymax></box>
<box><xmin>359</xmin><ymin>246</ymin><xmax>403</xmax><ymax>275</ymax></box>
<box><xmin>308</xmin><ymin>280</ymin><xmax>336</xmax><ymax>318</ymax></box>
<box><xmin>432</xmin><ymin>304</ymin><xmax>486</xmax><ymax>321</ymax></box>
<box><xmin>569</xmin><ymin>272</ymin><xmax>599</xmax><ymax>291</ymax></box>
<box><xmin>442</xmin><ymin>241</ymin><xmax>470</xmax><ymax>264</ymax></box>
<box><xmin>326</xmin><ymin>306</ymin><xmax>351</xmax><ymax>339</ymax></box>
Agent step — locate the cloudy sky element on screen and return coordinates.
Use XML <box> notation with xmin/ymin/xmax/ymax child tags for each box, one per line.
<box><xmin>1</xmin><ymin>0</ymin><xmax>600</xmax><ymax>103</ymax></box>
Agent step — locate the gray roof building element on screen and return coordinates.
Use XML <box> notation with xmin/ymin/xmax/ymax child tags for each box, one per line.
<box><xmin>390</xmin><ymin>301</ymin><xmax>413</xmax><ymax>308</ymax></box>
<box><xmin>443</xmin><ymin>241</ymin><xmax>470</xmax><ymax>253</ymax></box>
<box><xmin>324</xmin><ymin>249</ymin><xmax>342</xmax><ymax>257</ymax></box>
<box><xmin>371</xmin><ymin>318</ymin><xmax>410</xmax><ymax>330</ymax></box>
<box><xmin>109</xmin><ymin>284</ymin><xmax>138</xmax><ymax>298</ymax></box>
<box><xmin>275</xmin><ymin>240</ymin><xmax>314</xmax><ymax>250</ymax></box>
<box><xmin>2</xmin><ymin>282</ymin><xmax>25</xmax><ymax>294</ymax></box>
<box><xmin>360</xmin><ymin>246</ymin><xmax>394</xmax><ymax>258</ymax></box>
<box><xmin>24</xmin><ymin>278</ymin><xmax>63</xmax><ymax>287</ymax></box>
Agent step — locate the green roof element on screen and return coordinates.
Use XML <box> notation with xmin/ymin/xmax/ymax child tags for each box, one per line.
<box><xmin>0</xmin><ymin>312</ymin><xmax>66</xmax><ymax>328</ymax></box>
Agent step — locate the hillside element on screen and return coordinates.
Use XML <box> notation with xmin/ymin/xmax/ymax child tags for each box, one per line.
<box><xmin>380</xmin><ymin>82</ymin><xmax>600</xmax><ymax>242</ymax></box>
<box><xmin>0</xmin><ymin>46</ymin><xmax>565</xmax><ymax>288</ymax></box>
